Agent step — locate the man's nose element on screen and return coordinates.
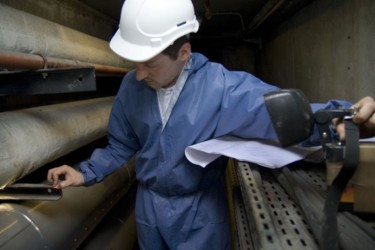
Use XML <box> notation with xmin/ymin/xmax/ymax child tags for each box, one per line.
<box><xmin>136</xmin><ymin>63</ymin><xmax>148</xmax><ymax>81</ymax></box>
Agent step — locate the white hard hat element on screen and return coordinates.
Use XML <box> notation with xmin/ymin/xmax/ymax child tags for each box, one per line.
<box><xmin>110</xmin><ymin>0</ymin><xmax>200</xmax><ymax>62</ymax></box>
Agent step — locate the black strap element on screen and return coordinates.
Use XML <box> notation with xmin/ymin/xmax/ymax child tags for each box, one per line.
<box><xmin>321</xmin><ymin>119</ymin><xmax>359</xmax><ymax>250</ymax></box>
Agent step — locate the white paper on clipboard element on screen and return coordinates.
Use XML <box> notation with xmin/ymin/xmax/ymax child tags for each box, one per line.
<box><xmin>185</xmin><ymin>136</ymin><xmax>322</xmax><ymax>168</ymax></box>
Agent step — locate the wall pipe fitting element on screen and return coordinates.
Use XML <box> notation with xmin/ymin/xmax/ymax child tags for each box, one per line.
<box><xmin>0</xmin><ymin>97</ymin><xmax>114</xmax><ymax>188</ymax></box>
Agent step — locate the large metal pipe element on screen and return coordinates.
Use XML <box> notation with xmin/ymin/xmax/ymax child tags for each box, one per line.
<box><xmin>0</xmin><ymin>50</ymin><xmax>130</xmax><ymax>76</ymax></box>
<box><xmin>80</xmin><ymin>183</ymin><xmax>138</xmax><ymax>250</ymax></box>
<box><xmin>0</xmin><ymin>3</ymin><xmax>134</xmax><ymax>70</ymax></box>
<box><xmin>0</xmin><ymin>97</ymin><xmax>114</xmax><ymax>188</ymax></box>
<box><xmin>0</xmin><ymin>160</ymin><xmax>136</xmax><ymax>249</ymax></box>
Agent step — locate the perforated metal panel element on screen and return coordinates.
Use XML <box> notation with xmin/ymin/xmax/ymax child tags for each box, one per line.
<box><xmin>233</xmin><ymin>160</ymin><xmax>375</xmax><ymax>250</ymax></box>
<box><xmin>233</xmin><ymin>188</ymin><xmax>255</xmax><ymax>250</ymax></box>
<box><xmin>281</xmin><ymin>163</ymin><xmax>375</xmax><ymax>250</ymax></box>
<box><xmin>234</xmin><ymin>161</ymin><xmax>319</xmax><ymax>250</ymax></box>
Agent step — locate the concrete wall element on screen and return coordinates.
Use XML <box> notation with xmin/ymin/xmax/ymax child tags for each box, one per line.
<box><xmin>223</xmin><ymin>45</ymin><xmax>256</xmax><ymax>73</ymax></box>
<box><xmin>258</xmin><ymin>0</ymin><xmax>375</xmax><ymax>103</ymax></box>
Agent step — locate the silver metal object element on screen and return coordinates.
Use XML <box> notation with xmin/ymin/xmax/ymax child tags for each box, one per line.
<box><xmin>0</xmin><ymin>183</ymin><xmax>62</xmax><ymax>201</ymax></box>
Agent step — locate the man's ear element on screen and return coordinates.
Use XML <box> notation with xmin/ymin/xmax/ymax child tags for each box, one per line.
<box><xmin>178</xmin><ymin>42</ymin><xmax>191</xmax><ymax>61</ymax></box>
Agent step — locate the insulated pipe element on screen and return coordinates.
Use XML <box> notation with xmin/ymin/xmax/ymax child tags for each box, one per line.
<box><xmin>0</xmin><ymin>97</ymin><xmax>114</xmax><ymax>188</ymax></box>
<box><xmin>0</xmin><ymin>160</ymin><xmax>136</xmax><ymax>249</ymax></box>
<box><xmin>0</xmin><ymin>51</ymin><xmax>131</xmax><ymax>76</ymax></box>
<box><xmin>0</xmin><ymin>3</ymin><xmax>134</xmax><ymax>70</ymax></box>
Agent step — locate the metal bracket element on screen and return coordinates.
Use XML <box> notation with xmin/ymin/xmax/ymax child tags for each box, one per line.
<box><xmin>0</xmin><ymin>183</ymin><xmax>62</xmax><ymax>201</ymax></box>
<box><xmin>0</xmin><ymin>67</ymin><xmax>96</xmax><ymax>96</ymax></box>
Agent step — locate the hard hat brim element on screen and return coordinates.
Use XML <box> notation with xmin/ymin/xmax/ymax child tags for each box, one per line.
<box><xmin>109</xmin><ymin>30</ymin><xmax>169</xmax><ymax>63</ymax></box>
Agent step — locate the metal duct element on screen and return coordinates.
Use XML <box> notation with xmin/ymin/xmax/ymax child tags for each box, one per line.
<box><xmin>0</xmin><ymin>160</ymin><xmax>136</xmax><ymax>250</ymax></box>
<box><xmin>0</xmin><ymin>97</ymin><xmax>114</xmax><ymax>188</ymax></box>
<box><xmin>0</xmin><ymin>3</ymin><xmax>134</xmax><ymax>70</ymax></box>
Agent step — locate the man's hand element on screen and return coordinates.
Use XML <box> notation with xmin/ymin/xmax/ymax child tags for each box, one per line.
<box><xmin>336</xmin><ymin>96</ymin><xmax>375</xmax><ymax>140</ymax></box>
<box><xmin>47</xmin><ymin>165</ymin><xmax>84</xmax><ymax>189</ymax></box>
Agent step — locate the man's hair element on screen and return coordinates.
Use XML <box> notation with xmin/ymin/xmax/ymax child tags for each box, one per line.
<box><xmin>162</xmin><ymin>35</ymin><xmax>190</xmax><ymax>60</ymax></box>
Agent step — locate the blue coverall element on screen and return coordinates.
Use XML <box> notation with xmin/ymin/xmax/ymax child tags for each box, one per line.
<box><xmin>79</xmin><ymin>53</ymin><xmax>351</xmax><ymax>249</ymax></box>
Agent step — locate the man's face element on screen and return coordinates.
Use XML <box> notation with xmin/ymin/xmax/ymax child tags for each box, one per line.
<box><xmin>135</xmin><ymin>45</ymin><xmax>189</xmax><ymax>89</ymax></box>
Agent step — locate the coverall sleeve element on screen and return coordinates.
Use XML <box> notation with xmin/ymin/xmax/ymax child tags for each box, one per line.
<box><xmin>214</xmin><ymin>70</ymin><xmax>279</xmax><ymax>140</ymax></box>
<box><xmin>79</xmin><ymin>96</ymin><xmax>140</xmax><ymax>186</ymax></box>
<box><xmin>214</xmin><ymin>68</ymin><xmax>353</xmax><ymax>146</ymax></box>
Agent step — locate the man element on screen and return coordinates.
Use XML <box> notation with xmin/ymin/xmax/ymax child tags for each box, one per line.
<box><xmin>48</xmin><ymin>0</ymin><xmax>375</xmax><ymax>249</ymax></box>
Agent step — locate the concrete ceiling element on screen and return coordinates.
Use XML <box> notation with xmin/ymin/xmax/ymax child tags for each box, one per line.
<box><xmin>78</xmin><ymin>0</ymin><xmax>315</xmax><ymax>38</ymax></box>
<box><xmin>78</xmin><ymin>0</ymin><xmax>267</xmax><ymax>21</ymax></box>
<box><xmin>78</xmin><ymin>0</ymin><xmax>124</xmax><ymax>20</ymax></box>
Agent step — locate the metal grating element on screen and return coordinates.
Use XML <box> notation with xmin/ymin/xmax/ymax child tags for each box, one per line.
<box><xmin>234</xmin><ymin>161</ymin><xmax>319</xmax><ymax>250</ymax></box>
<box><xmin>233</xmin><ymin>188</ymin><xmax>254</xmax><ymax>250</ymax></box>
<box><xmin>233</xmin><ymin>160</ymin><xmax>375</xmax><ymax>250</ymax></box>
<box><xmin>282</xmin><ymin>163</ymin><xmax>375</xmax><ymax>250</ymax></box>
